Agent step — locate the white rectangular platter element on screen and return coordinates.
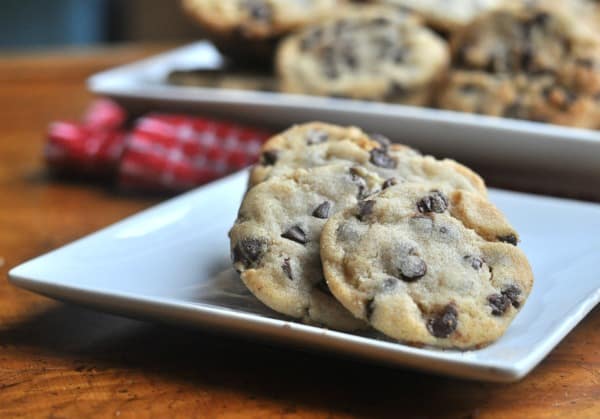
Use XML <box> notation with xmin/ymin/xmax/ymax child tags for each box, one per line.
<box><xmin>10</xmin><ymin>170</ymin><xmax>600</xmax><ymax>383</ymax></box>
<box><xmin>88</xmin><ymin>42</ymin><xmax>600</xmax><ymax>195</ymax></box>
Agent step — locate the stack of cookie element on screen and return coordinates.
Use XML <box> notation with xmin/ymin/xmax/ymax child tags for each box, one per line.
<box><xmin>181</xmin><ymin>0</ymin><xmax>344</xmax><ymax>65</ymax></box>
<box><xmin>438</xmin><ymin>1</ymin><xmax>600</xmax><ymax>128</ymax></box>
<box><xmin>182</xmin><ymin>0</ymin><xmax>600</xmax><ymax>128</ymax></box>
<box><xmin>229</xmin><ymin>122</ymin><xmax>534</xmax><ymax>349</ymax></box>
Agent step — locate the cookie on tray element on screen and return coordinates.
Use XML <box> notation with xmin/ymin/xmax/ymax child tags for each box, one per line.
<box><xmin>250</xmin><ymin>122</ymin><xmax>486</xmax><ymax>196</ymax></box>
<box><xmin>276</xmin><ymin>6</ymin><xmax>449</xmax><ymax>104</ymax></box>
<box><xmin>182</xmin><ymin>0</ymin><xmax>341</xmax><ymax>65</ymax></box>
<box><xmin>229</xmin><ymin>163</ymin><xmax>387</xmax><ymax>330</ymax></box>
<box><xmin>450</xmin><ymin>2</ymin><xmax>600</xmax><ymax>92</ymax></box>
<box><xmin>320</xmin><ymin>182</ymin><xmax>533</xmax><ymax>348</ymax></box>
<box><xmin>375</xmin><ymin>0</ymin><xmax>504</xmax><ymax>32</ymax></box>
<box><xmin>437</xmin><ymin>70</ymin><xmax>600</xmax><ymax>128</ymax></box>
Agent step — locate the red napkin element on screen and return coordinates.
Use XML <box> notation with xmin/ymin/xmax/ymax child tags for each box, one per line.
<box><xmin>45</xmin><ymin>99</ymin><xmax>272</xmax><ymax>192</ymax></box>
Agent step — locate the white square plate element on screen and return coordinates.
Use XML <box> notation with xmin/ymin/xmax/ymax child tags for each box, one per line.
<box><xmin>88</xmin><ymin>42</ymin><xmax>600</xmax><ymax>195</ymax></box>
<box><xmin>9</xmin><ymin>170</ymin><xmax>600</xmax><ymax>383</ymax></box>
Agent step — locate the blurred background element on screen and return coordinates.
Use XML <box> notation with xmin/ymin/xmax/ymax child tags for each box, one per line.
<box><xmin>0</xmin><ymin>0</ymin><xmax>198</xmax><ymax>50</ymax></box>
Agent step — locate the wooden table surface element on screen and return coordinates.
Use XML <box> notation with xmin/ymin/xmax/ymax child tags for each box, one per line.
<box><xmin>0</xmin><ymin>45</ymin><xmax>598</xmax><ymax>419</ymax></box>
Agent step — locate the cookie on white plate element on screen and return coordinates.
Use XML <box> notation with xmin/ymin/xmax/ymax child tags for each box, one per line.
<box><xmin>251</xmin><ymin>122</ymin><xmax>486</xmax><ymax>197</ymax></box>
<box><xmin>230</xmin><ymin>162</ymin><xmax>387</xmax><ymax>330</ymax></box>
<box><xmin>320</xmin><ymin>182</ymin><xmax>533</xmax><ymax>348</ymax></box>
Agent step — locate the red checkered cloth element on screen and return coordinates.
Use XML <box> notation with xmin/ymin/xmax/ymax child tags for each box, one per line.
<box><xmin>45</xmin><ymin>99</ymin><xmax>272</xmax><ymax>192</ymax></box>
<box><xmin>119</xmin><ymin>114</ymin><xmax>271</xmax><ymax>192</ymax></box>
<box><xmin>45</xmin><ymin>99</ymin><xmax>129</xmax><ymax>175</ymax></box>
<box><xmin>45</xmin><ymin>121</ymin><xmax>128</xmax><ymax>176</ymax></box>
<box><xmin>83</xmin><ymin>98</ymin><xmax>128</xmax><ymax>130</ymax></box>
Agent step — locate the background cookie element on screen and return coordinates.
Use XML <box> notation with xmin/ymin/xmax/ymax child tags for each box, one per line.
<box><xmin>251</xmin><ymin>122</ymin><xmax>486</xmax><ymax>196</ymax></box>
<box><xmin>229</xmin><ymin>163</ymin><xmax>386</xmax><ymax>330</ymax></box>
<box><xmin>276</xmin><ymin>6</ymin><xmax>449</xmax><ymax>104</ymax></box>
<box><xmin>182</xmin><ymin>0</ymin><xmax>341</xmax><ymax>65</ymax></box>
<box><xmin>320</xmin><ymin>182</ymin><xmax>533</xmax><ymax>348</ymax></box>
<box><xmin>437</xmin><ymin>71</ymin><xmax>600</xmax><ymax>128</ymax></box>
<box><xmin>450</xmin><ymin>2</ymin><xmax>600</xmax><ymax>93</ymax></box>
<box><xmin>375</xmin><ymin>0</ymin><xmax>504</xmax><ymax>32</ymax></box>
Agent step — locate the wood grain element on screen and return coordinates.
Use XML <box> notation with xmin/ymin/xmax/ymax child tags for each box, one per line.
<box><xmin>0</xmin><ymin>44</ymin><xmax>599</xmax><ymax>419</ymax></box>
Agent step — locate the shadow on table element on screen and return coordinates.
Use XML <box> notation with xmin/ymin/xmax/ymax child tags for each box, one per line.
<box><xmin>0</xmin><ymin>302</ymin><xmax>498</xmax><ymax>417</ymax></box>
<box><xmin>24</xmin><ymin>168</ymin><xmax>176</xmax><ymax>200</ymax></box>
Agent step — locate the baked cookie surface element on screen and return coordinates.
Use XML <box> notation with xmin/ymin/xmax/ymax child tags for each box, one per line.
<box><xmin>276</xmin><ymin>6</ymin><xmax>449</xmax><ymax>104</ymax></box>
<box><xmin>251</xmin><ymin>122</ymin><xmax>486</xmax><ymax>195</ymax></box>
<box><xmin>182</xmin><ymin>0</ymin><xmax>341</xmax><ymax>64</ymax></box>
<box><xmin>437</xmin><ymin>70</ymin><xmax>600</xmax><ymax>128</ymax></box>
<box><xmin>320</xmin><ymin>182</ymin><xmax>533</xmax><ymax>348</ymax></box>
<box><xmin>182</xmin><ymin>0</ymin><xmax>340</xmax><ymax>38</ymax></box>
<box><xmin>229</xmin><ymin>163</ymin><xmax>386</xmax><ymax>330</ymax></box>
<box><xmin>451</xmin><ymin>2</ymin><xmax>600</xmax><ymax>92</ymax></box>
<box><xmin>378</xmin><ymin>0</ymin><xmax>503</xmax><ymax>31</ymax></box>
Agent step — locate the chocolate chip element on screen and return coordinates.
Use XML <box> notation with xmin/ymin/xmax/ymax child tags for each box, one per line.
<box><xmin>357</xmin><ymin>200</ymin><xmax>375</xmax><ymax>221</ymax></box>
<box><xmin>261</xmin><ymin>150</ymin><xmax>278</xmax><ymax>165</ymax></box>
<box><xmin>498</xmin><ymin>234</ymin><xmax>518</xmax><ymax>245</ymax></box>
<box><xmin>369</xmin><ymin>133</ymin><xmax>391</xmax><ymax>149</ymax></box>
<box><xmin>370</xmin><ymin>149</ymin><xmax>397</xmax><ymax>169</ymax></box>
<box><xmin>394</xmin><ymin>49</ymin><xmax>405</xmax><ymax>63</ymax></box>
<box><xmin>382</xmin><ymin>177</ymin><xmax>397</xmax><ymax>190</ymax></box>
<box><xmin>460</xmin><ymin>83</ymin><xmax>479</xmax><ymax>94</ymax></box>
<box><xmin>282</xmin><ymin>258</ymin><xmax>293</xmax><ymax>280</ymax></box>
<box><xmin>334</xmin><ymin>19</ymin><xmax>350</xmax><ymax>36</ymax></box>
<box><xmin>503</xmin><ymin>102</ymin><xmax>523</xmax><ymax>119</ymax></box>
<box><xmin>488</xmin><ymin>293</ymin><xmax>510</xmax><ymax>316</ymax></box>
<box><xmin>323</xmin><ymin>49</ymin><xmax>339</xmax><ymax>79</ymax></box>
<box><xmin>562</xmin><ymin>90</ymin><xmax>578</xmax><ymax>109</ymax></box>
<box><xmin>399</xmin><ymin>255</ymin><xmax>427</xmax><ymax>282</ymax></box>
<box><xmin>502</xmin><ymin>285</ymin><xmax>522</xmax><ymax>308</ymax></box>
<box><xmin>520</xmin><ymin>47</ymin><xmax>533</xmax><ymax>70</ymax></box>
<box><xmin>300</xmin><ymin>28</ymin><xmax>323</xmax><ymax>51</ymax></box>
<box><xmin>386</xmin><ymin>82</ymin><xmax>408</xmax><ymax>100</ymax></box>
<box><xmin>376</xmin><ymin>37</ymin><xmax>394</xmax><ymax>59</ymax></box>
<box><xmin>416</xmin><ymin>191</ymin><xmax>448</xmax><ymax>214</ymax></box>
<box><xmin>312</xmin><ymin>201</ymin><xmax>331</xmax><ymax>219</ymax></box>
<box><xmin>350</xmin><ymin>168</ymin><xmax>369</xmax><ymax>199</ymax></box>
<box><xmin>545</xmin><ymin>87</ymin><xmax>577</xmax><ymax>110</ymax></box>
<box><xmin>382</xmin><ymin>277</ymin><xmax>398</xmax><ymax>291</ymax></box>
<box><xmin>370</xmin><ymin>17</ymin><xmax>391</xmax><ymax>26</ymax></box>
<box><xmin>427</xmin><ymin>304</ymin><xmax>458</xmax><ymax>338</ymax></box>
<box><xmin>532</xmin><ymin>12</ymin><xmax>550</xmax><ymax>26</ymax></box>
<box><xmin>232</xmin><ymin>238</ymin><xmax>266</xmax><ymax>269</ymax></box>
<box><xmin>241</xmin><ymin>0</ymin><xmax>272</xmax><ymax>22</ymax></box>
<box><xmin>281</xmin><ymin>225</ymin><xmax>307</xmax><ymax>244</ymax></box>
<box><xmin>576</xmin><ymin>58</ymin><xmax>594</xmax><ymax>69</ymax></box>
<box><xmin>484</xmin><ymin>57</ymin><xmax>496</xmax><ymax>73</ymax></box>
<box><xmin>542</xmin><ymin>85</ymin><xmax>553</xmax><ymax>99</ymax></box>
<box><xmin>343</xmin><ymin>50</ymin><xmax>357</xmax><ymax>68</ymax></box>
<box><xmin>464</xmin><ymin>255</ymin><xmax>483</xmax><ymax>270</ymax></box>
<box><xmin>306</xmin><ymin>130</ymin><xmax>328</xmax><ymax>145</ymax></box>
<box><xmin>365</xmin><ymin>298</ymin><xmax>376</xmax><ymax>320</ymax></box>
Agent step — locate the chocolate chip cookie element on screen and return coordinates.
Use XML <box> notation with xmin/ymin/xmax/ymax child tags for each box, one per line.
<box><xmin>377</xmin><ymin>0</ymin><xmax>504</xmax><ymax>32</ymax></box>
<box><xmin>437</xmin><ymin>70</ymin><xmax>600</xmax><ymax>128</ymax></box>
<box><xmin>320</xmin><ymin>182</ymin><xmax>533</xmax><ymax>348</ymax></box>
<box><xmin>229</xmin><ymin>163</ymin><xmax>390</xmax><ymax>330</ymax></box>
<box><xmin>451</xmin><ymin>2</ymin><xmax>600</xmax><ymax>93</ymax></box>
<box><xmin>182</xmin><ymin>0</ymin><xmax>341</xmax><ymax>64</ymax></box>
<box><xmin>250</xmin><ymin>122</ymin><xmax>487</xmax><ymax>196</ymax></box>
<box><xmin>276</xmin><ymin>6</ymin><xmax>449</xmax><ymax>104</ymax></box>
